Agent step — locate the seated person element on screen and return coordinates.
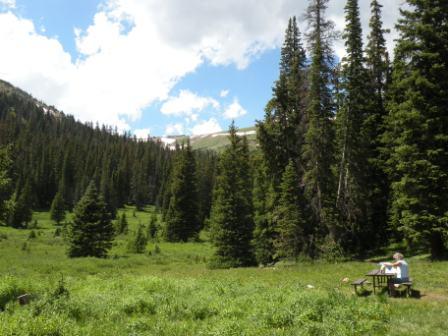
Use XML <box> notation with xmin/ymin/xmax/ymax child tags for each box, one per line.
<box><xmin>381</xmin><ymin>252</ymin><xmax>409</xmax><ymax>288</ymax></box>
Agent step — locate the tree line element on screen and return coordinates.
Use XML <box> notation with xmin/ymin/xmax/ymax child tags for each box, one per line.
<box><xmin>209</xmin><ymin>0</ymin><xmax>448</xmax><ymax>265</ymax></box>
<box><xmin>1</xmin><ymin>0</ymin><xmax>447</xmax><ymax>263</ymax></box>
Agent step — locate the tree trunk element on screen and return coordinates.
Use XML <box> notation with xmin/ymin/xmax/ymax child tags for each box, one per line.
<box><xmin>430</xmin><ymin>232</ymin><xmax>448</xmax><ymax>260</ymax></box>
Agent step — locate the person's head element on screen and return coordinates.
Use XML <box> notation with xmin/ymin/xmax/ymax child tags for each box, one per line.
<box><xmin>393</xmin><ymin>252</ymin><xmax>404</xmax><ymax>261</ymax></box>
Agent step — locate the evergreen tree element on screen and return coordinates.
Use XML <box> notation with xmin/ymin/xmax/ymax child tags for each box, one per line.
<box><xmin>147</xmin><ymin>213</ymin><xmax>158</xmax><ymax>240</ymax></box>
<box><xmin>210</xmin><ymin>123</ymin><xmax>255</xmax><ymax>268</ymax></box>
<box><xmin>385</xmin><ymin>0</ymin><xmax>448</xmax><ymax>259</ymax></box>
<box><xmin>366</xmin><ymin>0</ymin><xmax>390</xmax><ymax>110</ymax></box>
<box><xmin>50</xmin><ymin>191</ymin><xmax>66</xmax><ymax>225</ymax></box>
<box><xmin>252</xmin><ymin>153</ymin><xmax>277</xmax><ymax>265</ymax></box>
<box><xmin>0</xmin><ymin>145</ymin><xmax>12</xmax><ymax>224</ymax></box>
<box><xmin>7</xmin><ymin>181</ymin><xmax>33</xmax><ymax>229</ymax></box>
<box><xmin>257</xmin><ymin>17</ymin><xmax>307</xmax><ymax>184</ymax></box>
<box><xmin>164</xmin><ymin>142</ymin><xmax>200</xmax><ymax>242</ymax></box>
<box><xmin>117</xmin><ymin>212</ymin><xmax>128</xmax><ymax>235</ymax></box>
<box><xmin>128</xmin><ymin>223</ymin><xmax>147</xmax><ymax>253</ymax></box>
<box><xmin>303</xmin><ymin>0</ymin><xmax>338</xmax><ymax>242</ymax></box>
<box><xmin>68</xmin><ymin>182</ymin><xmax>114</xmax><ymax>258</ymax></box>
<box><xmin>364</xmin><ymin>0</ymin><xmax>391</xmax><ymax>249</ymax></box>
<box><xmin>335</xmin><ymin>0</ymin><xmax>371</xmax><ymax>253</ymax></box>
<box><xmin>100</xmin><ymin>155</ymin><xmax>117</xmax><ymax>219</ymax></box>
<box><xmin>273</xmin><ymin>160</ymin><xmax>307</xmax><ymax>260</ymax></box>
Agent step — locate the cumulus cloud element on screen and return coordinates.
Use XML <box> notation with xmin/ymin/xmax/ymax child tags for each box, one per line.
<box><xmin>0</xmin><ymin>0</ymin><xmax>15</xmax><ymax>9</ymax></box>
<box><xmin>165</xmin><ymin>123</ymin><xmax>184</xmax><ymax>136</ymax></box>
<box><xmin>133</xmin><ymin>128</ymin><xmax>151</xmax><ymax>139</ymax></box>
<box><xmin>161</xmin><ymin>90</ymin><xmax>219</xmax><ymax>117</ymax></box>
<box><xmin>0</xmin><ymin>0</ymin><xmax>405</xmax><ymax>132</ymax></box>
<box><xmin>191</xmin><ymin>118</ymin><xmax>222</xmax><ymax>136</ymax></box>
<box><xmin>220</xmin><ymin>89</ymin><xmax>229</xmax><ymax>98</ymax></box>
<box><xmin>223</xmin><ymin>98</ymin><xmax>247</xmax><ymax>119</ymax></box>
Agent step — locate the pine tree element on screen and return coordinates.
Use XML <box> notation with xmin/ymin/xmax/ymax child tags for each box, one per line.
<box><xmin>7</xmin><ymin>181</ymin><xmax>33</xmax><ymax>229</ymax></box>
<box><xmin>100</xmin><ymin>155</ymin><xmax>117</xmax><ymax>219</ymax></box>
<box><xmin>68</xmin><ymin>182</ymin><xmax>114</xmax><ymax>258</ymax></box>
<box><xmin>0</xmin><ymin>146</ymin><xmax>12</xmax><ymax>224</ymax></box>
<box><xmin>128</xmin><ymin>223</ymin><xmax>147</xmax><ymax>253</ymax></box>
<box><xmin>210</xmin><ymin>123</ymin><xmax>255</xmax><ymax>268</ymax></box>
<box><xmin>252</xmin><ymin>153</ymin><xmax>277</xmax><ymax>265</ymax></box>
<box><xmin>147</xmin><ymin>213</ymin><xmax>158</xmax><ymax>240</ymax></box>
<box><xmin>257</xmin><ymin>17</ymin><xmax>307</xmax><ymax>184</ymax></box>
<box><xmin>273</xmin><ymin>160</ymin><xmax>307</xmax><ymax>260</ymax></box>
<box><xmin>335</xmin><ymin>0</ymin><xmax>371</xmax><ymax>253</ymax></box>
<box><xmin>366</xmin><ymin>0</ymin><xmax>390</xmax><ymax>111</ymax></box>
<box><xmin>364</xmin><ymin>0</ymin><xmax>391</xmax><ymax>249</ymax></box>
<box><xmin>303</xmin><ymin>0</ymin><xmax>338</xmax><ymax>242</ymax></box>
<box><xmin>50</xmin><ymin>191</ymin><xmax>66</xmax><ymax>225</ymax></box>
<box><xmin>117</xmin><ymin>212</ymin><xmax>128</xmax><ymax>234</ymax></box>
<box><xmin>164</xmin><ymin>142</ymin><xmax>200</xmax><ymax>242</ymax></box>
<box><xmin>385</xmin><ymin>0</ymin><xmax>448</xmax><ymax>259</ymax></box>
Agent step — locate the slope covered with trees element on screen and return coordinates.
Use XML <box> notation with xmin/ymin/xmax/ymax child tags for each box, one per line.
<box><xmin>1</xmin><ymin>0</ymin><xmax>447</xmax><ymax>263</ymax></box>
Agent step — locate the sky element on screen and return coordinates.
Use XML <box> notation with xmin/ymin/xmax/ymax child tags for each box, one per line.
<box><xmin>0</xmin><ymin>0</ymin><xmax>405</xmax><ymax>137</ymax></box>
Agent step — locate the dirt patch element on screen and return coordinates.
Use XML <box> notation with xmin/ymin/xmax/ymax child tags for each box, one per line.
<box><xmin>420</xmin><ymin>292</ymin><xmax>448</xmax><ymax>302</ymax></box>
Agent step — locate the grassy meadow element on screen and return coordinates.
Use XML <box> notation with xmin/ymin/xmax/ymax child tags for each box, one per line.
<box><xmin>1</xmin><ymin>207</ymin><xmax>447</xmax><ymax>336</ymax></box>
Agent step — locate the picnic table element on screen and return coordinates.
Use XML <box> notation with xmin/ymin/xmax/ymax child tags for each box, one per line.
<box><xmin>366</xmin><ymin>269</ymin><xmax>396</xmax><ymax>295</ymax></box>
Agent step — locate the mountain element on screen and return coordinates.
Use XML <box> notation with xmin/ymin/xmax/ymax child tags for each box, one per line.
<box><xmin>161</xmin><ymin>127</ymin><xmax>258</xmax><ymax>152</ymax></box>
<box><xmin>0</xmin><ymin>79</ymin><xmax>62</xmax><ymax>118</ymax></box>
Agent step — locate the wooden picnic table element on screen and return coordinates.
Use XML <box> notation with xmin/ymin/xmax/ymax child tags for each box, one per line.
<box><xmin>366</xmin><ymin>269</ymin><xmax>396</xmax><ymax>295</ymax></box>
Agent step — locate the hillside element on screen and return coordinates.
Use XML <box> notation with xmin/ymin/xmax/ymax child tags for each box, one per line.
<box><xmin>0</xmin><ymin>79</ymin><xmax>62</xmax><ymax>118</ymax></box>
<box><xmin>0</xmin><ymin>80</ymin><xmax>214</xmax><ymax>219</ymax></box>
<box><xmin>162</xmin><ymin>126</ymin><xmax>258</xmax><ymax>152</ymax></box>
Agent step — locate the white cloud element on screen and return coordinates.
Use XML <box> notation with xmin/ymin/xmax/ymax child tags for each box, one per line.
<box><xmin>161</xmin><ymin>90</ymin><xmax>219</xmax><ymax>117</ymax></box>
<box><xmin>220</xmin><ymin>89</ymin><xmax>229</xmax><ymax>98</ymax></box>
<box><xmin>165</xmin><ymin>123</ymin><xmax>184</xmax><ymax>136</ymax></box>
<box><xmin>191</xmin><ymin>118</ymin><xmax>222</xmax><ymax>136</ymax></box>
<box><xmin>223</xmin><ymin>98</ymin><xmax>247</xmax><ymax>119</ymax></box>
<box><xmin>133</xmin><ymin>128</ymin><xmax>151</xmax><ymax>139</ymax></box>
<box><xmin>0</xmin><ymin>1</ymin><xmax>405</xmax><ymax>132</ymax></box>
<box><xmin>0</xmin><ymin>0</ymin><xmax>15</xmax><ymax>9</ymax></box>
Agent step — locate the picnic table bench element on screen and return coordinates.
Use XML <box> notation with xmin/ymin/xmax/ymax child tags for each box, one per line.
<box><xmin>351</xmin><ymin>278</ymin><xmax>369</xmax><ymax>294</ymax></box>
<box><xmin>352</xmin><ymin>269</ymin><xmax>414</xmax><ymax>297</ymax></box>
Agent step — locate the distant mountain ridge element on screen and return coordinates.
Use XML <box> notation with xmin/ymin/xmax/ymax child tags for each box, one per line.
<box><xmin>0</xmin><ymin>79</ymin><xmax>257</xmax><ymax>152</ymax></box>
<box><xmin>161</xmin><ymin>127</ymin><xmax>258</xmax><ymax>152</ymax></box>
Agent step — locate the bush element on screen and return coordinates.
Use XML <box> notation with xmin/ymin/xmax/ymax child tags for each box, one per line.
<box><xmin>28</xmin><ymin>230</ymin><xmax>37</xmax><ymax>240</ymax></box>
<box><xmin>0</xmin><ymin>276</ymin><xmax>28</xmax><ymax>310</ymax></box>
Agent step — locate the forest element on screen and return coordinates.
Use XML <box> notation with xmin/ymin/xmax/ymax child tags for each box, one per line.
<box><xmin>1</xmin><ymin>0</ymin><xmax>448</xmax><ymax>335</ymax></box>
<box><xmin>1</xmin><ymin>0</ymin><xmax>448</xmax><ymax>265</ymax></box>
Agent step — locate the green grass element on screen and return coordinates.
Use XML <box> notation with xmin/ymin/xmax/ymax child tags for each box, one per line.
<box><xmin>1</xmin><ymin>207</ymin><xmax>448</xmax><ymax>335</ymax></box>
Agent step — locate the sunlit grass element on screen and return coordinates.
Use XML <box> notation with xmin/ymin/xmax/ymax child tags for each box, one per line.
<box><xmin>1</xmin><ymin>206</ymin><xmax>447</xmax><ymax>335</ymax></box>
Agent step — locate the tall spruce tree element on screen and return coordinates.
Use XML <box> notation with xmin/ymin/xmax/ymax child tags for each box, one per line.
<box><xmin>252</xmin><ymin>152</ymin><xmax>277</xmax><ymax>265</ymax></box>
<box><xmin>164</xmin><ymin>142</ymin><xmax>200</xmax><ymax>242</ymax></box>
<box><xmin>210</xmin><ymin>123</ymin><xmax>255</xmax><ymax>268</ymax></box>
<box><xmin>364</xmin><ymin>0</ymin><xmax>391</xmax><ymax>249</ymax></box>
<box><xmin>273</xmin><ymin>160</ymin><xmax>307</xmax><ymax>260</ymax></box>
<box><xmin>385</xmin><ymin>0</ymin><xmax>448</xmax><ymax>259</ymax></box>
<box><xmin>68</xmin><ymin>182</ymin><xmax>114</xmax><ymax>258</ymax></box>
<box><xmin>50</xmin><ymin>191</ymin><xmax>66</xmax><ymax>225</ymax></box>
<box><xmin>335</xmin><ymin>0</ymin><xmax>371</xmax><ymax>254</ymax></box>
<box><xmin>303</xmin><ymin>0</ymin><xmax>338</xmax><ymax>243</ymax></box>
<box><xmin>257</xmin><ymin>17</ymin><xmax>307</xmax><ymax>184</ymax></box>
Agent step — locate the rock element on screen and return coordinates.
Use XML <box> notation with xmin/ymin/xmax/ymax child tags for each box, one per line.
<box><xmin>17</xmin><ymin>294</ymin><xmax>32</xmax><ymax>305</ymax></box>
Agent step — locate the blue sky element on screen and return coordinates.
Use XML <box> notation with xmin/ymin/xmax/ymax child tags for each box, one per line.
<box><xmin>0</xmin><ymin>0</ymin><xmax>402</xmax><ymax>137</ymax></box>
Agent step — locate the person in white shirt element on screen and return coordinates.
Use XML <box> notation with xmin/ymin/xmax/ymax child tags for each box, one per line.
<box><xmin>382</xmin><ymin>252</ymin><xmax>409</xmax><ymax>290</ymax></box>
